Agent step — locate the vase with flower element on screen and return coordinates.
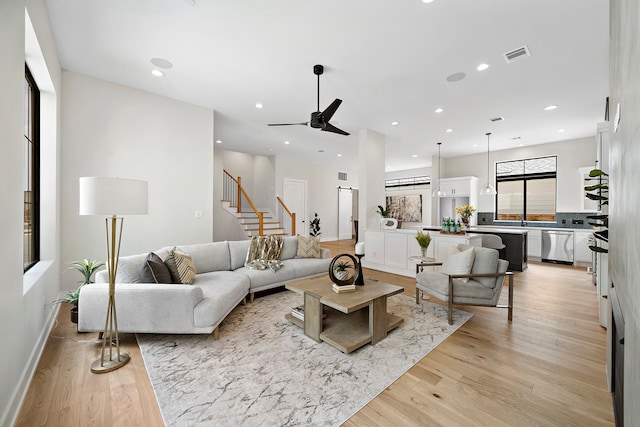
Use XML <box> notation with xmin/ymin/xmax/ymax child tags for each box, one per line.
<box><xmin>455</xmin><ymin>205</ymin><xmax>476</xmax><ymax>229</ymax></box>
<box><xmin>415</xmin><ymin>230</ymin><xmax>432</xmax><ymax>259</ymax></box>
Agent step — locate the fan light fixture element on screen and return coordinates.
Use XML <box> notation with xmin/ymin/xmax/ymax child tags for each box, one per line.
<box><xmin>432</xmin><ymin>142</ymin><xmax>446</xmax><ymax>197</ymax></box>
<box><xmin>480</xmin><ymin>132</ymin><xmax>497</xmax><ymax>196</ymax></box>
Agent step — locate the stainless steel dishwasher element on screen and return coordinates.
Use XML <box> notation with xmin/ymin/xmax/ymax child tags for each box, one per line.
<box><xmin>541</xmin><ymin>230</ymin><xmax>574</xmax><ymax>264</ymax></box>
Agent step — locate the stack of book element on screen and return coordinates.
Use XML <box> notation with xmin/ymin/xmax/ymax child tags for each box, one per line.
<box><xmin>291</xmin><ymin>305</ymin><xmax>304</xmax><ymax>321</ymax></box>
<box><xmin>332</xmin><ymin>283</ymin><xmax>356</xmax><ymax>293</ymax></box>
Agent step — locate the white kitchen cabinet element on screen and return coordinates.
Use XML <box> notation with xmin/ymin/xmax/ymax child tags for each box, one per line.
<box><xmin>574</xmin><ymin>230</ymin><xmax>593</xmax><ymax>264</ymax></box>
<box><xmin>439</xmin><ymin>176</ymin><xmax>478</xmax><ymax>197</ymax></box>
<box><xmin>364</xmin><ymin>230</ymin><xmax>385</xmax><ymax>265</ymax></box>
<box><xmin>385</xmin><ymin>232</ymin><xmax>409</xmax><ymax>269</ymax></box>
<box><xmin>527</xmin><ymin>229</ymin><xmax>542</xmax><ymax>258</ymax></box>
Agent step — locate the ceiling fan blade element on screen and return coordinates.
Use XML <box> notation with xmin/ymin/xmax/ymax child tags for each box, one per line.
<box><xmin>321</xmin><ymin>98</ymin><xmax>342</xmax><ymax>122</ymax></box>
<box><xmin>267</xmin><ymin>122</ymin><xmax>309</xmax><ymax>127</ymax></box>
<box><xmin>322</xmin><ymin>122</ymin><xmax>350</xmax><ymax>136</ymax></box>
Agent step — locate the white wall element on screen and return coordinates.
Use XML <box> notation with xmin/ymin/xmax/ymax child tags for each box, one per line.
<box><xmin>0</xmin><ymin>1</ymin><xmax>63</xmax><ymax>424</ymax></box>
<box><xmin>358</xmin><ymin>129</ymin><xmax>386</xmax><ymax>237</ymax></box>
<box><xmin>274</xmin><ymin>153</ymin><xmax>358</xmax><ymax>241</ymax></box>
<box><xmin>443</xmin><ymin>136</ymin><xmax>597</xmax><ymax>213</ymax></box>
<box><xmin>609</xmin><ymin>0</ymin><xmax>640</xmax><ymax>424</ymax></box>
<box><xmin>60</xmin><ymin>72</ymin><xmax>214</xmax><ymax>288</ymax></box>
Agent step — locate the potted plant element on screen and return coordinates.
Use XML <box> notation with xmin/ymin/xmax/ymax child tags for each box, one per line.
<box><xmin>377</xmin><ymin>205</ymin><xmax>390</xmax><ymax>217</ymax></box>
<box><xmin>52</xmin><ymin>259</ymin><xmax>105</xmax><ymax>323</ymax></box>
<box><xmin>584</xmin><ymin>168</ymin><xmax>608</xmax><ymax>253</ymax></box>
<box><xmin>415</xmin><ymin>230</ymin><xmax>432</xmax><ymax>259</ymax></box>
<box><xmin>333</xmin><ymin>260</ymin><xmax>353</xmax><ymax>281</ymax></box>
<box><xmin>310</xmin><ymin>212</ymin><xmax>321</xmax><ymax>237</ymax></box>
<box><xmin>455</xmin><ymin>204</ymin><xmax>476</xmax><ymax>228</ymax></box>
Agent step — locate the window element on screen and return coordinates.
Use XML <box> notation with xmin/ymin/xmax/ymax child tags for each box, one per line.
<box><xmin>24</xmin><ymin>65</ymin><xmax>40</xmax><ymax>271</ymax></box>
<box><xmin>496</xmin><ymin>156</ymin><xmax>556</xmax><ymax>222</ymax></box>
<box><xmin>385</xmin><ymin>176</ymin><xmax>430</xmax><ymax>188</ymax></box>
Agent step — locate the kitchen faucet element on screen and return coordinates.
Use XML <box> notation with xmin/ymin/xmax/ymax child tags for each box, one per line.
<box><xmin>520</xmin><ymin>214</ymin><xmax>525</xmax><ymax>227</ymax></box>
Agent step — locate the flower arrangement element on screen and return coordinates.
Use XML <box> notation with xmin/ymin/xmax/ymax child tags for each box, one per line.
<box><xmin>455</xmin><ymin>205</ymin><xmax>476</xmax><ymax>219</ymax></box>
<box><xmin>415</xmin><ymin>230</ymin><xmax>431</xmax><ymax>249</ymax></box>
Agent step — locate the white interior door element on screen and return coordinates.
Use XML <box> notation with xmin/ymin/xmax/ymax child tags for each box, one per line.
<box><xmin>338</xmin><ymin>188</ymin><xmax>353</xmax><ymax>240</ymax></box>
<box><xmin>283</xmin><ymin>178</ymin><xmax>307</xmax><ymax>236</ymax></box>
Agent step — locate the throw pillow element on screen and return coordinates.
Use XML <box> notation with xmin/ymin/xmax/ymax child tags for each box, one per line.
<box><xmin>139</xmin><ymin>252</ymin><xmax>173</xmax><ymax>284</ymax></box>
<box><xmin>296</xmin><ymin>235</ymin><xmax>321</xmax><ymax>259</ymax></box>
<box><xmin>165</xmin><ymin>248</ymin><xmax>196</xmax><ymax>284</ymax></box>
<box><xmin>441</xmin><ymin>247</ymin><xmax>475</xmax><ymax>283</ymax></box>
<box><xmin>245</xmin><ymin>235</ymin><xmax>284</xmax><ymax>270</ymax></box>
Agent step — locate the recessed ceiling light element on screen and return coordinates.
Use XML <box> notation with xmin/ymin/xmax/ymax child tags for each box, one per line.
<box><xmin>337</xmin><ymin>154</ymin><xmax>342</xmax><ymax>157</ymax></box>
<box><xmin>255</xmin><ymin>103</ymin><xmax>263</xmax><ymax>109</ymax></box>
<box><xmin>476</xmin><ymin>63</ymin><xmax>490</xmax><ymax>71</ymax></box>
<box><xmin>435</xmin><ymin>108</ymin><xmax>444</xmax><ymax>113</ymax></box>
<box><xmin>284</xmin><ymin>141</ymin><xmax>290</xmax><ymax>145</ymax></box>
<box><xmin>446</xmin><ymin>128</ymin><xmax>453</xmax><ymax>133</ymax></box>
<box><xmin>558</xmin><ymin>129</ymin><xmax>565</xmax><ymax>133</ymax></box>
<box><xmin>391</xmin><ymin>121</ymin><xmax>399</xmax><ymax>126</ymax></box>
<box><xmin>544</xmin><ymin>105</ymin><xmax>558</xmax><ymax>111</ymax></box>
<box><xmin>472</xmin><ymin>144</ymin><xmax>478</xmax><ymax>147</ymax></box>
<box><xmin>151</xmin><ymin>69</ymin><xmax>164</xmax><ymax>77</ymax></box>
<box><xmin>421</xmin><ymin>0</ymin><xmax>435</xmax><ymax>3</ymax></box>
<box><xmin>150</xmin><ymin>58</ymin><xmax>173</xmax><ymax>69</ymax></box>
<box><xmin>215</xmin><ymin>140</ymin><xmax>222</xmax><ymax>144</ymax></box>
<box><xmin>412</xmin><ymin>154</ymin><xmax>418</xmax><ymax>158</ymax></box>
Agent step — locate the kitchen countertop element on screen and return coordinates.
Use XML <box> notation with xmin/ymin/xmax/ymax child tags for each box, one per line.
<box><xmin>421</xmin><ymin>226</ymin><xmax>528</xmax><ymax>235</ymax></box>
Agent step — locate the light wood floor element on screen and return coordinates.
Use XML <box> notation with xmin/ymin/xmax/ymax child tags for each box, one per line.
<box><xmin>16</xmin><ymin>239</ymin><xmax>613</xmax><ymax>426</ymax></box>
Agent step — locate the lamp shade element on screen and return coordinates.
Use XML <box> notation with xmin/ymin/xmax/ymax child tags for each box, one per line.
<box><xmin>79</xmin><ymin>177</ymin><xmax>148</xmax><ymax>216</ymax></box>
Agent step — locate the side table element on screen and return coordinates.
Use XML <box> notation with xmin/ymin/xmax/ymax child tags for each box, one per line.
<box><xmin>409</xmin><ymin>256</ymin><xmax>442</xmax><ymax>303</ymax></box>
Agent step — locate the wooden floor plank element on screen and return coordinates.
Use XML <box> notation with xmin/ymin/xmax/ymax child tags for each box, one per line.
<box><xmin>15</xmin><ymin>239</ymin><xmax>613</xmax><ymax>426</ymax></box>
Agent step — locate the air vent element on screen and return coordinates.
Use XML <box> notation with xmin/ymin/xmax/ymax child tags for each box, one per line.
<box><xmin>490</xmin><ymin>116</ymin><xmax>505</xmax><ymax>122</ymax></box>
<box><xmin>338</xmin><ymin>172</ymin><xmax>348</xmax><ymax>181</ymax></box>
<box><xmin>504</xmin><ymin>45</ymin><xmax>531</xmax><ymax>63</ymax></box>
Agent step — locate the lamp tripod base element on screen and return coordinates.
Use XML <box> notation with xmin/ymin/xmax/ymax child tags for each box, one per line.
<box><xmin>91</xmin><ymin>351</ymin><xmax>130</xmax><ymax>374</ymax></box>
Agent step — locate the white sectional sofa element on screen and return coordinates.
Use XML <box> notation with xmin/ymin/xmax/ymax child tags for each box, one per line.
<box><xmin>78</xmin><ymin>236</ymin><xmax>331</xmax><ymax>337</ymax></box>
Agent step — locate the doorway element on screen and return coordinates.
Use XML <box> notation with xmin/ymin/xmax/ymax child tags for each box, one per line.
<box><xmin>283</xmin><ymin>178</ymin><xmax>307</xmax><ymax>236</ymax></box>
<box><xmin>338</xmin><ymin>187</ymin><xmax>358</xmax><ymax>240</ymax></box>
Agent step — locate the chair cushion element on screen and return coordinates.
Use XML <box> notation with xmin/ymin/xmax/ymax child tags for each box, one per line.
<box><xmin>441</xmin><ymin>247</ymin><xmax>475</xmax><ymax>282</ymax></box>
<box><xmin>416</xmin><ymin>271</ymin><xmax>496</xmax><ymax>300</ymax></box>
<box><xmin>457</xmin><ymin>244</ymin><xmax>500</xmax><ymax>288</ymax></box>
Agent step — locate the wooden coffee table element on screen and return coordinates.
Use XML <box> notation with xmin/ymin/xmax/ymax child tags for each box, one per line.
<box><xmin>284</xmin><ymin>275</ymin><xmax>404</xmax><ymax>353</ymax></box>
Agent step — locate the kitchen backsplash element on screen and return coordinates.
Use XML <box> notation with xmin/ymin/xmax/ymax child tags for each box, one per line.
<box><xmin>477</xmin><ymin>212</ymin><xmax>596</xmax><ymax>230</ymax></box>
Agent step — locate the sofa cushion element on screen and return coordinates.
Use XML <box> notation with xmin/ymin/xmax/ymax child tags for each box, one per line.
<box><xmin>228</xmin><ymin>240</ymin><xmax>252</xmax><ymax>270</ymax></box>
<box><xmin>245</xmin><ymin>235</ymin><xmax>284</xmax><ymax>269</ymax></box>
<box><xmin>139</xmin><ymin>252</ymin><xmax>173</xmax><ymax>283</ymax></box>
<box><xmin>296</xmin><ymin>235</ymin><xmax>321</xmax><ymax>258</ymax></box>
<box><xmin>192</xmin><ymin>271</ymin><xmax>250</xmax><ymax>328</ymax></box>
<box><xmin>175</xmin><ymin>241</ymin><xmax>230</xmax><ymax>273</ymax></box>
<box><xmin>441</xmin><ymin>247</ymin><xmax>475</xmax><ymax>283</ymax></box>
<box><xmin>457</xmin><ymin>244</ymin><xmax>500</xmax><ymax>288</ymax></box>
<box><xmin>283</xmin><ymin>257</ymin><xmax>332</xmax><ymax>278</ymax></box>
<box><xmin>281</xmin><ymin>236</ymin><xmax>298</xmax><ymax>260</ymax></box>
<box><xmin>165</xmin><ymin>248</ymin><xmax>196</xmax><ymax>284</ymax></box>
<box><xmin>234</xmin><ymin>264</ymin><xmax>296</xmax><ymax>290</ymax></box>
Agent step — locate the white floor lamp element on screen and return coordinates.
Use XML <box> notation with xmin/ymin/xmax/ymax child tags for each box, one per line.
<box><xmin>79</xmin><ymin>177</ymin><xmax>148</xmax><ymax>374</ymax></box>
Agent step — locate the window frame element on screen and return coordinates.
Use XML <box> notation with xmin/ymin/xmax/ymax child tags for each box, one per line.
<box><xmin>495</xmin><ymin>156</ymin><xmax>557</xmax><ymax>222</ymax></box>
<box><xmin>24</xmin><ymin>65</ymin><xmax>40</xmax><ymax>272</ymax></box>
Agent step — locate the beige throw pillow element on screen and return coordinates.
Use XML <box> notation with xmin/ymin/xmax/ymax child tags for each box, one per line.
<box><xmin>165</xmin><ymin>248</ymin><xmax>196</xmax><ymax>284</ymax></box>
<box><xmin>296</xmin><ymin>235</ymin><xmax>321</xmax><ymax>259</ymax></box>
<box><xmin>441</xmin><ymin>247</ymin><xmax>475</xmax><ymax>283</ymax></box>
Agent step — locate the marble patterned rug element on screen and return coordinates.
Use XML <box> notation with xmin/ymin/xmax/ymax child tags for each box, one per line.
<box><xmin>137</xmin><ymin>290</ymin><xmax>472</xmax><ymax>427</ymax></box>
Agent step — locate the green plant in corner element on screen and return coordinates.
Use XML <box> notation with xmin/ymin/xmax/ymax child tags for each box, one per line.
<box><xmin>52</xmin><ymin>259</ymin><xmax>105</xmax><ymax>308</ymax></box>
<box><xmin>584</xmin><ymin>169</ymin><xmax>608</xmax><ymax>253</ymax></box>
<box><xmin>310</xmin><ymin>212</ymin><xmax>321</xmax><ymax>237</ymax></box>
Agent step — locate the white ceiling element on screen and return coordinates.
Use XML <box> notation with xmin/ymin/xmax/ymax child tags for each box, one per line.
<box><xmin>43</xmin><ymin>0</ymin><xmax>609</xmax><ymax>172</ymax></box>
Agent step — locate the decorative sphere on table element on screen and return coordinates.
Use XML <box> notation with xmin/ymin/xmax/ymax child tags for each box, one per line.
<box><xmin>329</xmin><ymin>253</ymin><xmax>360</xmax><ymax>287</ymax></box>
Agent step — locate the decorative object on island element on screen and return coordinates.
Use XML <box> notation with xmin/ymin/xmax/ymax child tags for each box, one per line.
<box><xmin>52</xmin><ymin>259</ymin><xmax>105</xmax><ymax>324</ymax></box>
<box><xmin>584</xmin><ymin>167</ymin><xmax>609</xmax><ymax>253</ymax></box>
<box><xmin>354</xmin><ymin>242</ymin><xmax>365</xmax><ymax>286</ymax></box>
<box><xmin>455</xmin><ymin>204</ymin><xmax>476</xmax><ymax>228</ymax></box>
<box><xmin>432</xmin><ymin>142</ymin><xmax>446</xmax><ymax>197</ymax></box>
<box><xmin>479</xmin><ymin>133</ymin><xmax>497</xmax><ymax>196</ymax></box>
<box><xmin>328</xmin><ymin>253</ymin><xmax>360</xmax><ymax>288</ymax></box>
<box><xmin>79</xmin><ymin>177</ymin><xmax>148</xmax><ymax>374</ymax></box>
<box><xmin>309</xmin><ymin>212</ymin><xmax>321</xmax><ymax>237</ymax></box>
<box><xmin>376</xmin><ymin>204</ymin><xmax>390</xmax><ymax>218</ymax></box>
<box><xmin>415</xmin><ymin>230</ymin><xmax>432</xmax><ymax>259</ymax></box>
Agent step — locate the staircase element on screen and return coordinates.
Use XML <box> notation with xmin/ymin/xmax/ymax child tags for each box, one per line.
<box><xmin>222</xmin><ymin>170</ymin><xmax>296</xmax><ymax>238</ymax></box>
<box><xmin>220</xmin><ymin>201</ymin><xmax>286</xmax><ymax>237</ymax></box>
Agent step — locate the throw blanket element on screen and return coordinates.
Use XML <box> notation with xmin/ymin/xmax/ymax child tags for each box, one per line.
<box><xmin>244</xmin><ymin>235</ymin><xmax>284</xmax><ymax>271</ymax></box>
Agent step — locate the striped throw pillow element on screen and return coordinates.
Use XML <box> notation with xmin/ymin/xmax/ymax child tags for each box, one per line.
<box><xmin>296</xmin><ymin>235</ymin><xmax>321</xmax><ymax>259</ymax></box>
<box><xmin>166</xmin><ymin>248</ymin><xmax>196</xmax><ymax>284</ymax></box>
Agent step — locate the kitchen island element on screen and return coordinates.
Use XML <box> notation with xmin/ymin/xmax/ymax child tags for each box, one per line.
<box><xmin>422</xmin><ymin>226</ymin><xmax>528</xmax><ymax>271</ymax></box>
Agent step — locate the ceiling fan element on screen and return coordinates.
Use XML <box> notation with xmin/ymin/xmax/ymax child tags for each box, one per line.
<box><xmin>268</xmin><ymin>64</ymin><xmax>349</xmax><ymax>136</ymax></box>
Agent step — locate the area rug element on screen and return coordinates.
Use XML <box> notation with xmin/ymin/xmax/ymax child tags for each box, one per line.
<box><xmin>137</xmin><ymin>290</ymin><xmax>472</xmax><ymax>427</ymax></box>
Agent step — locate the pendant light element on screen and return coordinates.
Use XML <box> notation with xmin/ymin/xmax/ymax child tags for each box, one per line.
<box><xmin>480</xmin><ymin>132</ymin><xmax>497</xmax><ymax>195</ymax></box>
<box><xmin>432</xmin><ymin>142</ymin><xmax>446</xmax><ymax>197</ymax></box>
